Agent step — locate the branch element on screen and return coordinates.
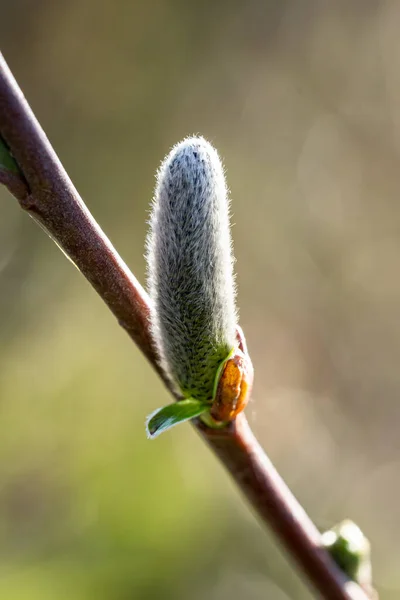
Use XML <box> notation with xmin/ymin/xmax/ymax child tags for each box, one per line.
<box><xmin>0</xmin><ymin>53</ymin><xmax>374</xmax><ymax>600</ymax></box>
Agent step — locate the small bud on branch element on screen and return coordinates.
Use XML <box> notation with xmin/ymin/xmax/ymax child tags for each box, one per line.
<box><xmin>322</xmin><ymin>520</ymin><xmax>373</xmax><ymax>593</ymax></box>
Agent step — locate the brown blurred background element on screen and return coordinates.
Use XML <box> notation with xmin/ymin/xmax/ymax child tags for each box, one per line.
<box><xmin>0</xmin><ymin>1</ymin><xmax>399</xmax><ymax>598</ymax></box>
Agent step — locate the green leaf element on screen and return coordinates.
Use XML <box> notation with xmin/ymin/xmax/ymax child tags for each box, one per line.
<box><xmin>146</xmin><ymin>399</ymin><xmax>209</xmax><ymax>439</ymax></box>
<box><xmin>0</xmin><ymin>136</ymin><xmax>19</xmax><ymax>175</ymax></box>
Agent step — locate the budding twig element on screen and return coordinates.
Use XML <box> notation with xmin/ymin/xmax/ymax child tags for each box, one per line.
<box><xmin>145</xmin><ymin>137</ymin><xmax>254</xmax><ymax>437</ymax></box>
<box><xmin>0</xmin><ymin>52</ymin><xmax>375</xmax><ymax>600</ymax></box>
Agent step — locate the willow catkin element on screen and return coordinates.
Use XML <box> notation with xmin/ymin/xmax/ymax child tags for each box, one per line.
<box><xmin>146</xmin><ymin>136</ymin><xmax>237</xmax><ymax>402</ymax></box>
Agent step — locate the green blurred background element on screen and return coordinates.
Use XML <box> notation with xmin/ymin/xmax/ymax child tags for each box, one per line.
<box><xmin>0</xmin><ymin>1</ymin><xmax>399</xmax><ymax>598</ymax></box>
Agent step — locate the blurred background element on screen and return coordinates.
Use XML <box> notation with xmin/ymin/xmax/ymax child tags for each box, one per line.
<box><xmin>0</xmin><ymin>1</ymin><xmax>399</xmax><ymax>598</ymax></box>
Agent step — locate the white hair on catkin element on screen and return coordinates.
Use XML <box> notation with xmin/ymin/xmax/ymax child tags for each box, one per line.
<box><xmin>146</xmin><ymin>136</ymin><xmax>237</xmax><ymax>401</ymax></box>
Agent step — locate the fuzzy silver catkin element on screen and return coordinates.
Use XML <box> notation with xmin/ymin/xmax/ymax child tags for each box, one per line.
<box><xmin>147</xmin><ymin>136</ymin><xmax>237</xmax><ymax>401</ymax></box>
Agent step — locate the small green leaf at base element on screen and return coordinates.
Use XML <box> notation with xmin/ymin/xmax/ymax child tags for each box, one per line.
<box><xmin>0</xmin><ymin>136</ymin><xmax>20</xmax><ymax>174</ymax></box>
<box><xmin>146</xmin><ymin>398</ymin><xmax>209</xmax><ymax>439</ymax></box>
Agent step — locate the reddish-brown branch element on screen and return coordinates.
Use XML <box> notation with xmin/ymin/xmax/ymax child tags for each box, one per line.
<box><xmin>0</xmin><ymin>54</ymin><xmax>165</xmax><ymax>382</ymax></box>
<box><xmin>0</xmin><ymin>52</ymin><xmax>374</xmax><ymax>600</ymax></box>
<box><xmin>197</xmin><ymin>416</ymin><xmax>372</xmax><ymax>600</ymax></box>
